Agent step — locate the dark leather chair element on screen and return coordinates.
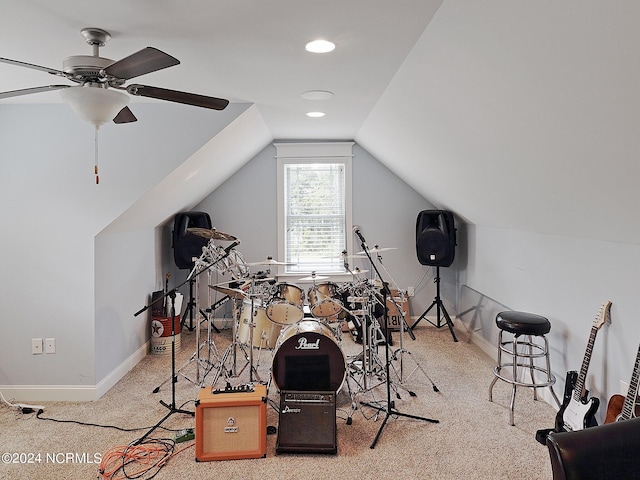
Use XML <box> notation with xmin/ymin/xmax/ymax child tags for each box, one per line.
<box><xmin>546</xmin><ymin>417</ymin><xmax>640</xmax><ymax>480</ymax></box>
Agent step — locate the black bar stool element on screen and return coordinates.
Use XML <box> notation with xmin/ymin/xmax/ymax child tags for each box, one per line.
<box><xmin>489</xmin><ymin>310</ymin><xmax>560</xmax><ymax>425</ymax></box>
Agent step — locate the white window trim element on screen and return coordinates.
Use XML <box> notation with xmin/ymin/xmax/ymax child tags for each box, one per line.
<box><xmin>275</xmin><ymin>142</ymin><xmax>354</xmax><ymax>282</ymax></box>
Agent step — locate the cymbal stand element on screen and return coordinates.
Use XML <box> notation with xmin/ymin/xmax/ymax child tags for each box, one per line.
<box><xmin>352</xmin><ymin>228</ymin><xmax>438</xmax><ymax>448</ymax></box>
<box><xmin>209</xmin><ymin>288</ymin><xmax>263</xmax><ymax>388</ymax></box>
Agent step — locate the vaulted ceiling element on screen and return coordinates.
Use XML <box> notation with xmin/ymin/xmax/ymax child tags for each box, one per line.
<box><xmin>3</xmin><ymin>1</ymin><xmax>640</xmax><ymax>245</ymax></box>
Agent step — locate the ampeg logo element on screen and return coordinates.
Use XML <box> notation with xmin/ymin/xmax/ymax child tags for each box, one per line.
<box><xmin>295</xmin><ymin>337</ymin><xmax>320</xmax><ymax>350</ymax></box>
<box><xmin>281</xmin><ymin>405</ymin><xmax>301</xmax><ymax>414</ymax></box>
<box><xmin>224</xmin><ymin>417</ymin><xmax>238</xmax><ymax>433</ymax></box>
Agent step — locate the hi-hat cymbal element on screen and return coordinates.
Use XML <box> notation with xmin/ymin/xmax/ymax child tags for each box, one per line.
<box><xmin>299</xmin><ymin>274</ymin><xmax>330</xmax><ymax>281</ymax></box>
<box><xmin>208</xmin><ymin>285</ymin><xmax>247</xmax><ymax>299</ymax></box>
<box><xmin>247</xmin><ymin>257</ymin><xmax>296</xmax><ymax>266</ymax></box>
<box><xmin>356</xmin><ymin>245</ymin><xmax>397</xmax><ymax>254</ymax></box>
<box><xmin>187</xmin><ymin>227</ymin><xmax>237</xmax><ymax>242</ymax></box>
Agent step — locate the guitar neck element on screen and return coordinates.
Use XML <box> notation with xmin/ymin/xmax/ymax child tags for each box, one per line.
<box><xmin>620</xmin><ymin>344</ymin><xmax>640</xmax><ymax>420</ymax></box>
<box><xmin>573</xmin><ymin>326</ymin><xmax>598</xmax><ymax>401</ymax></box>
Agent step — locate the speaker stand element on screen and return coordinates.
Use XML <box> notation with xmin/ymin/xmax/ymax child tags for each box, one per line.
<box><xmin>411</xmin><ymin>267</ymin><xmax>458</xmax><ymax>342</ymax></box>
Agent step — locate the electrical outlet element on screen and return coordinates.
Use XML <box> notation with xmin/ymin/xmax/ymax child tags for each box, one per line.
<box><xmin>32</xmin><ymin>338</ymin><xmax>43</xmax><ymax>355</ymax></box>
<box><xmin>407</xmin><ymin>286</ymin><xmax>415</xmax><ymax>297</ymax></box>
<box><xmin>45</xmin><ymin>338</ymin><xmax>56</xmax><ymax>354</ymax></box>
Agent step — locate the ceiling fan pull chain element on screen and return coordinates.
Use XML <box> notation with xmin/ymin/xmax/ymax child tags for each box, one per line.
<box><xmin>94</xmin><ymin>125</ymin><xmax>100</xmax><ymax>185</ymax></box>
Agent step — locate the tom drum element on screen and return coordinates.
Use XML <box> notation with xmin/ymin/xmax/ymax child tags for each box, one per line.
<box><xmin>266</xmin><ymin>283</ymin><xmax>305</xmax><ymax>325</ymax></box>
<box><xmin>237</xmin><ymin>301</ymin><xmax>282</xmax><ymax>349</ymax></box>
<box><xmin>308</xmin><ymin>282</ymin><xmax>343</xmax><ymax>318</ymax></box>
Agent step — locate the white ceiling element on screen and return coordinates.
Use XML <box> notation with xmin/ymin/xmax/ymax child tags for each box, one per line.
<box><xmin>4</xmin><ymin>1</ymin><xmax>640</xmax><ymax>246</ymax></box>
<box><xmin>0</xmin><ymin>0</ymin><xmax>442</xmax><ymax>139</ymax></box>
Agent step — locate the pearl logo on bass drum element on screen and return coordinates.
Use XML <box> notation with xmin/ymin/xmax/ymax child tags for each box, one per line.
<box><xmin>295</xmin><ymin>337</ymin><xmax>320</xmax><ymax>350</ymax></box>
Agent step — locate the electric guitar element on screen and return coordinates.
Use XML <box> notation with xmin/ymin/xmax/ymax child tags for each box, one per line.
<box><xmin>555</xmin><ymin>300</ymin><xmax>612</xmax><ymax>432</ymax></box>
<box><xmin>605</xmin><ymin>342</ymin><xmax>640</xmax><ymax>423</ymax></box>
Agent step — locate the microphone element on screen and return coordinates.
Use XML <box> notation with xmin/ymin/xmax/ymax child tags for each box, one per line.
<box><xmin>352</xmin><ymin>225</ymin><xmax>366</xmax><ymax>245</ymax></box>
<box><xmin>224</xmin><ymin>239</ymin><xmax>241</xmax><ymax>254</ymax></box>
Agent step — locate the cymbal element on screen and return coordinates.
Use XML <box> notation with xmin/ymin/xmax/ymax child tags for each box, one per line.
<box><xmin>247</xmin><ymin>257</ymin><xmax>296</xmax><ymax>266</ymax></box>
<box><xmin>299</xmin><ymin>274</ymin><xmax>330</xmax><ymax>281</ymax></box>
<box><xmin>187</xmin><ymin>227</ymin><xmax>237</xmax><ymax>242</ymax></box>
<box><xmin>208</xmin><ymin>285</ymin><xmax>247</xmax><ymax>299</ymax></box>
<box><xmin>356</xmin><ymin>245</ymin><xmax>397</xmax><ymax>254</ymax></box>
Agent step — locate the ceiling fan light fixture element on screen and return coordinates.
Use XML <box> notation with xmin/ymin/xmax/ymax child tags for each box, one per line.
<box><xmin>60</xmin><ymin>85</ymin><xmax>129</xmax><ymax>127</ymax></box>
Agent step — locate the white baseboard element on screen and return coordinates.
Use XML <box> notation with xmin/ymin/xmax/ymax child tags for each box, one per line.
<box><xmin>0</xmin><ymin>341</ymin><xmax>150</xmax><ymax>402</ymax></box>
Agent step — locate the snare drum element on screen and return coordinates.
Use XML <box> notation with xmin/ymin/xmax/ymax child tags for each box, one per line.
<box><xmin>237</xmin><ymin>301</ymin><xmax>282</xmax><ymax>349</ymax></box>
<box><xmin>308</xmin><ymin>282</ymin><xmax>343</xmax><ymax>318</ymax></box>
<box><xmin>271</xmin><ymin>320</ymin><xmax>347</xmax><ymax>392</ymax></box>
<box><xmin>266</xmin><ymin>283</ymin><xmax>305</xmax><ymax>325</ymax></box>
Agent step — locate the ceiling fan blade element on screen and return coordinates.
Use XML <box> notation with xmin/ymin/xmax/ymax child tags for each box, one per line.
<box><xmin>0</xmin><ymin>85</ymin><xmax>69</xmax><ymax>99</ymax></box>
<box><xmin>113</xmin><ymin>106</ymin><xmax>137</xmax><ymax>124</ymax></box>
<box><xmin>103</xmin><ymin>47</ymin><xmax>179</xmax><ymax>80</ymax></box>
<box><xmin>126</xmin><ymin>84</ymin><xmax>229</xmax><ymax>110</ymax></box>
<box><xmin>0</xmin><ymin>57</ymin><xmax>67</xmax><ymax>77</ymax></box>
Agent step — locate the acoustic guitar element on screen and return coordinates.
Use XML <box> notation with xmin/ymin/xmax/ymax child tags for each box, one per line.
<box><xmin>605</xmin><ymin>342</ymin><xmax>640</xmax><ymax>423</ymax></box>
<box><xmin>555</xmin><ymin>301</ymin><xmax>612</xmax><ymax>432</ymax></box>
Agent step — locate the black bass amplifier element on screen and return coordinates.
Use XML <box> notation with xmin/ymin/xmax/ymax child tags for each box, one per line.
<box><xmin>276</xmin><ymin>390</ymin><xmax>337</xmax><ymax>454</ymax></box>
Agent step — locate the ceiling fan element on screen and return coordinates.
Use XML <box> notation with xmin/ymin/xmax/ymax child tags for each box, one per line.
<box><xmin>0</xmin><ymin>27</ymin><xmax>229</xmax><ymax>124</ymax></box>
<box><xmin>0</xmin><ymin>28</ymin><xmax>229</xmax><ymax>183</ymax></box>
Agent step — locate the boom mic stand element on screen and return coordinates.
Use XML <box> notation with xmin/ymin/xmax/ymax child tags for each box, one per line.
<box><xmin>353</xmin><ymin>227</ymin><xmax>438</xmax><ymax>448</ymax></box>
<box><xmin>411</xmin><ymin>266</ymin><xmax>458</xmax><ymax>342</ymax></box>
<box><xmin>133</xmin><ymin>240</ymin><xmax>240</xmax><ymax>443</ymax></box>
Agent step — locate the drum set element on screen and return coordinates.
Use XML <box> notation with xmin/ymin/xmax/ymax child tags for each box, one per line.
<box><xmin>172</xmin><ymin>227</ymin><xmax>426</xmax><ymax>409</ymax></box>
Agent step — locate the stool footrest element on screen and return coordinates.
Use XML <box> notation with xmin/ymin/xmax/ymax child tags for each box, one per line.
<box><xmin>492</xmin><ymin>365</ymin><xmax>556</xmax><ymax>388</ymax></box>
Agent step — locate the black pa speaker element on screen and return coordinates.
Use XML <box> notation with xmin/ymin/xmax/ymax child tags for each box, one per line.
<box><xmin>173</xmin><ymin>212</ymin><xmax>212</xmax><ymax>269</ymax></box>
<box><xmin>416</xmin><ymin>210</ymin><xmax>456</xmax><ymax>267</ymax></box>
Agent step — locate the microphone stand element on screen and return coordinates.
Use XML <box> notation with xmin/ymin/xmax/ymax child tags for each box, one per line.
<box><xmin>133</xmin><ymin>241</ymin><xmax>239</xmax><ymax>444</ymax></box>
<box><xmin>353</xmin><ymin>228</ymin><xmax>438</xmax><ymax>448</ymax></box>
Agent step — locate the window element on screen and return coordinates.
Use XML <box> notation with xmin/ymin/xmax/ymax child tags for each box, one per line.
<box><xmin>276</xmin><ymin>142</ymin><xmax>353</xmax><ymax>277</ymax></box>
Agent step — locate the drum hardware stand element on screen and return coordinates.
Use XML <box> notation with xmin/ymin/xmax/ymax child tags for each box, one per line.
<box><xmin>370</xmin><ymin>253</ymin><xmax>416</xmax><ymax>341</ymax></box>
<box><xmin>209</xmin><ymin>291</ymin><xmax>264</xmax><ymax>388</ymax></box>
<box><xmin>410</xmin><ymin>266</ymin><xmax>458</xmax><ymax>342</ymax></box>
<box><xmin>352</xmin><ymin>227</ymin><xmax>439</xmax><ymax>448</ymax></box>
<box><xmin>161</xmin><ymin>293</ymin><xmax>233</xmax><ymax>390</ymax></box>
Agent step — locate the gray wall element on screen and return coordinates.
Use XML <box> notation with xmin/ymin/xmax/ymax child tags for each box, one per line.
<box><xmin>0</xmin><ymin>102</ymin><xmax>247</xmax><ymax>400</ymax></box>
<box><xmin>456</xmin><ymin>225</ymin><xmax>639</xmax><ymax>424</ymax></box>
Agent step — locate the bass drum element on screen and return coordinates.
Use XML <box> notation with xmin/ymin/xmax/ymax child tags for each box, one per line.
<box><xmin>272</xmin><ymin>320</ymin><xmax>346</xmax><ymax>392</ymax></box>
<box><xmin>237</xmin><ymin>301</ymin><xmax>282</xmax><ymax>349</ymax></box>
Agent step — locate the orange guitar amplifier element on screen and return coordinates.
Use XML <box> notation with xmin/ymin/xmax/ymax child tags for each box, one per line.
<box><xmin>195</xmin><ymin>384</ymin><xmax>267</xmax><ymax>461</ymax></box>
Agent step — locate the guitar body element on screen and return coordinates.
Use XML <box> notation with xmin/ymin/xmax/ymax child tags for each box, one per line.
<box><xmin>561</xmin><ymin>396</ymin><xmax>599</xmax><ymax>431</ymax></box>
<box><xmin>555</xmin><ymin>371</ymin><xmax>577</xmax><ymax>432</ymax></box>
<box><xmin>605</xmin><ymin>343</ymin><xmax>640</xmax><ymax>424</ymax></box>
<box><xmin>605</xmin><ymin>394</ymin><xmax>625</xmax><ymax>424</ymax></box>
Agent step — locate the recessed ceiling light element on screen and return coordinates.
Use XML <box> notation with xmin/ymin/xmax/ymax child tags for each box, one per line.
<box><xmin>306</xmin><ymin>111</ymin><xmax>326</xmax><ymax>118</ymax></box>
<box><xmin>305</xmin><ymin>40</ymin><xmax>335</xmax><ymax>53</ymax></box>
<box><xmin>301</xmin><ymin>90</ymin><xmax>334</xmax><ymax>100</ymax></box>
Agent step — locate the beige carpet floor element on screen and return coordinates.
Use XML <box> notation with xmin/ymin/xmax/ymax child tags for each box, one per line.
<box><xmin>0</xmin><ymin>320</ymin><xmax>557</xmax><ymax>480</ymax></box>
